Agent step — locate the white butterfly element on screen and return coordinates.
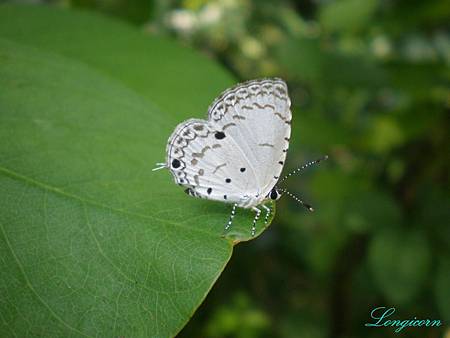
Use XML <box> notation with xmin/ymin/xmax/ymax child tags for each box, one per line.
<box><xmin>154</xmin><ymin>78</ymin><xmax>326</xmax><ymax>236</ymax></box>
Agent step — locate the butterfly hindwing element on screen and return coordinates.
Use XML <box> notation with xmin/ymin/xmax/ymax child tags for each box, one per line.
<box><xmin>166</xmin><ymin>119</ymin><xmax>251</xmax><ymax>203</ymax></box>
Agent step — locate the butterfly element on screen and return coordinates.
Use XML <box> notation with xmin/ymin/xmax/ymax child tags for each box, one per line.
<box><xmin>153</xmin><ymin>78</ymin><xmax>327</xmax><ymax>236</ymax></box>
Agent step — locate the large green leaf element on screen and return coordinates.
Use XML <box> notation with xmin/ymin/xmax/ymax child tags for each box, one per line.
<box><xmin>0</xmin><ymin>4</ymin><xmax>274</xmax><ymax>337</ymax></box>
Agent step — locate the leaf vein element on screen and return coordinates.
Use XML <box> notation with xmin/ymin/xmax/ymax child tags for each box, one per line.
<box><xmin>0</xmin><ymin>221</ymin><xmax>93</xmax><ymax>337</ymax></box>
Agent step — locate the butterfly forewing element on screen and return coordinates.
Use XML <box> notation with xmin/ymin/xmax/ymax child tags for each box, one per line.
<box><xmin>166</xmin><ymin>78</ymin><xmax>291</xmax><ymax>207</ymax></box>
<box><xmin>208</xmin><ymin>78</ymin><xmax>291</xmax><ymax>195</ymax></box>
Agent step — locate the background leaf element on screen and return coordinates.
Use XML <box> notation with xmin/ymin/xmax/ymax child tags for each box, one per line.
<box><xmin>434</xmin><ymin>257</ymin><xmax>450</xmax><ymax>322</ymax></box>
<box><xmin>0</xmin><ymin>4</ymin><xmax>274</xmax><ymax>337</ymax></box>
<box><xmin>319</xmin><ymin>0</ymin><xmax>378</xmax><ymax>33</ymax></box>
<box><xmin>368</xmin><ymin>228</ymin><xmax>431</xmax><ymax>305</ymax></box>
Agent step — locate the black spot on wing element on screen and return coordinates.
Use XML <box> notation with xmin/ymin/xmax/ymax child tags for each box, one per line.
<box><xmin>215</xmin><ymin>131</ymin><xmax>226</xmax><ymax>139</ymax></box>
<box><xmin>172</xmin><ymin>159</ymin><xmax>181</xmax><ymax>168</ymax></box>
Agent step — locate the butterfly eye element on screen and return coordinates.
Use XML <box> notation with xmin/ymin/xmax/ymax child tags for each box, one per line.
<box><xmin>269</xmin><ymin>188</ymin><xmax>281</xmax><ymax>200</ymax></box>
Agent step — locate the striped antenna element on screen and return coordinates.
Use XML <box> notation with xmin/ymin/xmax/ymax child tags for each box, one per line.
<box><xmin>279</xmin><ymin>155</ymin><xmax>328</xmax><ymax>183</ymax></box>
<box><xmin>277</xmin><ymin>187</ymin><xmax>314</xmax><ymax>212</ymax></box>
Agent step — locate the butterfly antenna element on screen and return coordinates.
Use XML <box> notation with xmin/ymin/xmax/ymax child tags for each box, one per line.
<box><xmin>279</xmin><ymin>155</ymin><xmax>328</xmax><ymax>183</ymax></box>
<box><xmin>277</xmin><ymin>187</ymin><xmax>314</xmax><ymax>212</ymax></box>
<box><xmin>152</xmin><ymin>162</ymin><xmax>167</xmax><ymax>171</ymax></box>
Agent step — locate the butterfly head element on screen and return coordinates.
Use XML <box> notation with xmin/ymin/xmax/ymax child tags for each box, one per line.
<box><xmin>268</xmin><ymin>187</ymin><xmax>282</xmax><ymax>201</ymax></box>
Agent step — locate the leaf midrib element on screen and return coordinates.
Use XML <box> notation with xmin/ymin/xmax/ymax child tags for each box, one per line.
<box><xmin>0</xmin><ymin>165</ymin><xmax>228</xmax><ymax>239</ymax></box>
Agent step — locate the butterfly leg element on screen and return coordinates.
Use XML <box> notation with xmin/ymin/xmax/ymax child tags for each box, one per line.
<box><xmin>224</xmin><ymin>203</ymin><xmax>238</xmax><ymax>231</ymax></box>
<box><xmin>262</xmin><ymin>205</ymin><xmax>271</xmax><ymax>225</ymax></box>
<box><xmin>251</xmin><ymin>207</ymin><xmax>262</xmax><ymax>236</ymax></box>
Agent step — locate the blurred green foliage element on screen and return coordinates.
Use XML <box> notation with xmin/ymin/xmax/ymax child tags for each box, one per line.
<box><xmin>30</xmin><ymin>0</ymin><xmax>450</xmax><ymax>336</ymax></box>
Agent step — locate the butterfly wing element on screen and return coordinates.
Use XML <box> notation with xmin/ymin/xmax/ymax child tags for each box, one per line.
<box><xmin>166</xmin><ymin>78</ymin><xmax>291</xmax><ymax>207</ymax></box>
<box><xmin>165</xmin><ymin>118</ymin><xmax>255</xmax><ymax>204</ymax></box>
<box><xmin>207</xmin><ymin>78</ymin><xmax>291</xmax><ymax>195</ymax></box>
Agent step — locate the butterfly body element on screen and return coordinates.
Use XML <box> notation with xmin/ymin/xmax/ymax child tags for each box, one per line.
<box><xmin>155</xmin><ymin>78</ymin><xmax>303</xmax><ymax>235</ymax></box>
<box><xmin>165</xmin><ymin>78</ymin><xmax>291</xmax><ymax>206</ymax></box>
